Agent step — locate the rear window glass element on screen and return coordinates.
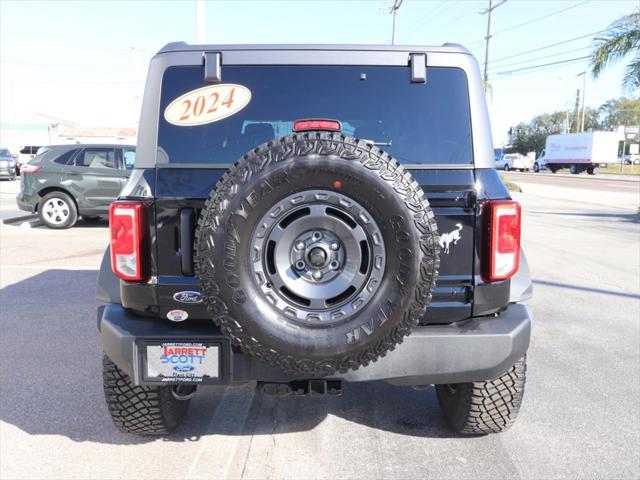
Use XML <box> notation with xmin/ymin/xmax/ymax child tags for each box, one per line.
<box><xmin>53</xmin><ymin>149</ymin><xmax>78</xmax><ymax>165</ymax></box>
<box><xmin>19</xmin><ymin>146</ymin><xmax>41</xmax><ymax>154</ymax></box>
<box><xmin>158</xmin><ymin>66</ymin><xmax>472</xmax><ymax>165</ymax></box>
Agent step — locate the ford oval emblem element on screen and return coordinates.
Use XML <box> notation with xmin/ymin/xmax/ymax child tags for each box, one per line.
<box><xmin>173</xmin><ymin>364</ymin><xmax>195</xmax><ymax>372</ymax></box>
<box><xmin>173</xmin><ymin>291</ymin><xmax>203</xmax><ymax>304</ymax></box>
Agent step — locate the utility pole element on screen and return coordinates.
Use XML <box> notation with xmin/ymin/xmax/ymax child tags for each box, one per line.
<box><xmin>577</xmin><ymin>71</ymin><xmax>586</xmax><ymax>132</ymax></box>
<box><xmin>480</xmin><ymin>0</ymin><xmax>507</xmax><ymax>91</ymax></box>
<box><xmin>390</xmin><ymin>0</ymin><xmax>403</xmax><ymax>45</ymax></box>
<box><xmin>196</xmin><ymin>0</ymin><xmax>206</xmax><ymax>43</ymax></box>
<box><xmin>573</xmin><ymin>89</ymin><xmax>581</xmax><ymax>133</ymax></box>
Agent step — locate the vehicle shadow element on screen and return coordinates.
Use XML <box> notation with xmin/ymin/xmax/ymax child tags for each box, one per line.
<box><xmin>0</xmin><ymin>269</ymin><xmax>460</xmax><ymax>445</ymax></box>
<box><xmin>173</xmin><ymin>381</ymin><xmax>460</xmax><ymax>443</ymax></box>
<box><xmin>530</xmin><ymin>210</ymin><xmax>640</xmax><ymax>224</ymax></box>
<box><xmin>532</xmin><ymin>279</ymin><xmax>640</xmax><ymax>300</ymax></box>
<box><xmin>1</xmin><ymin>217</ymin><xmax>108</xmax><ymax>230</ymax></box>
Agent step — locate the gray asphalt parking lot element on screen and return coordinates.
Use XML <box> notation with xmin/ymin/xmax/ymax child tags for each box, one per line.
<box><xmin>1</xmin><ymin>176</ymin><xmax>639</xmax><ymax>479</ymax></box>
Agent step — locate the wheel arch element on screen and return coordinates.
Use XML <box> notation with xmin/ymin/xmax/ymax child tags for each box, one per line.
<box><xmin>35</xmin><ymin>186</ymin><xmax>78</xmax><ymax>213</ymax></box>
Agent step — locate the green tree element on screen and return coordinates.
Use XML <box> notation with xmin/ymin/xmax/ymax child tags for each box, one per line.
<box><xmin>598</xmin><ymin>97</ymin><xmax>640</xmax><ymax>128</ymax></box>
<box><xmin>591</xmin><ymin>9</ymin><xmax>640</xmax><ymax>91</ymax></box>
<box><xmin>507</xmin><ymin>107</ymin><xmax>601</xmax><ymax>155</ymax></box>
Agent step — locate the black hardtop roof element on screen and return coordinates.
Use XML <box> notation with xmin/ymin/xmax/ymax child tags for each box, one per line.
<box><xmin>157</xmin><ymin>42</ymin><xmax>470</xmax><ymax>55</ymax></box>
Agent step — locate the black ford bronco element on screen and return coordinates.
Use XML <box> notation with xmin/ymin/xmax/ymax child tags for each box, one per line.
<box><xmin>97</xmin><ymin>43</ymin><xmax>532</xmax><ymax>436</ymax></box>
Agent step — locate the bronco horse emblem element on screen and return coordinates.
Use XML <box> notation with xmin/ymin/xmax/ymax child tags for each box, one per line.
<box><xmin>439</xmin><ymin>223</ymin><xmax>463</xmax><ymax>254</ymax></box>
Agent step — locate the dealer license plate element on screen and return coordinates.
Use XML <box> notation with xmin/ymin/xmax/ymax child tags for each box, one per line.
<box><xmin>146</xmin><ymin>342</ymin><xmax>219</xmax><ymax>382</ymax></box>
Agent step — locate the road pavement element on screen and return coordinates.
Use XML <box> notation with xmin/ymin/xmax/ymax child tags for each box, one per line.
<box><xmin>1</xmin><ymin>177</ymin><xmax>639</xmax><ymax>479</ymax></box>
<box><xmin>504</xmin><ymin>171</ymin><xmax>640</xmax><ymax>210</ymax></box>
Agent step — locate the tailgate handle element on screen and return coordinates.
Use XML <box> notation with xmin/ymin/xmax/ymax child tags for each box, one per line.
<box><xmin>180</xmin><ymin>208</ymin><xmax>195</xmax><ymax>276</ymax></box>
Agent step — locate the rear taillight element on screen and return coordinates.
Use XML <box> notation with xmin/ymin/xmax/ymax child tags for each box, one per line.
<box><xmin>109</xmin><ymin>200</ymin><xmax>147</xmax><ymax>281</ymax></box>
<box><xmin>484</xmin><ymin>200</ymin><xmax>521</xmax><ymax>282</ymax></box>
<box><xmin>293</xmin><ymin>119</ymin><xmax>342</xmax><ymax>132</ymax></box>
<box><xmin>21</xmin><ymin>164</ymin><xmax>41</xmax><ymax>174</ymax></box>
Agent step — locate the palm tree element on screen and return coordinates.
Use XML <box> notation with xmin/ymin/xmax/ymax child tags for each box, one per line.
<box><xmin>591</xmin><ymin>9</ymin><xmax>640</xmax><ymax>91</ymax></box>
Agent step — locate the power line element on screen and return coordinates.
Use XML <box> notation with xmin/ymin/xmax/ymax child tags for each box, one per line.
<box><xmin>427</xmin><ymin>0</ymin><xmax>485</xmax><ymax>37</ymax></box>
<box><xmin>404</xmin><ymin>1</ymin><xmax>452</xmax><ymax>35</ymax></box>
<box><xmin>497</xmin><ymin>55</ymin><xmax>591</xmax><ymax>76</ymax></box>
<box><xmin>492</xmin><ymin>0</ymin><xmax>591</xmax><ymax>36</ymax></box>
<box><xmin>489</xmin><ymin>30</ymin><xmax>601</xmax><ymax>64</ymax></box>
<box><xmin>488</xmin><ymin>45</ymin><xmax>591</xmax><ymax>70</ymax></box>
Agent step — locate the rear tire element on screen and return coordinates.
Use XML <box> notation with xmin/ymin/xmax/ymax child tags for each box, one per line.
<box><xmin>102</xmin><ymin>356</ymin><xmax>191</xmax><ymax>435</ymax></box>
<box><xmin>38</xmin><ymin>191</ymin><xmax>77</xmax><ymax>229</ymax></box>
<box><xmin>587</xmin><ymin>167</ymin><xmax>598</xmax><ymax>175</ymax></box>
<box><xmin>436</xmin><ymin>356</ymin><xmax>526</xmax><ymax>435</ymax></box>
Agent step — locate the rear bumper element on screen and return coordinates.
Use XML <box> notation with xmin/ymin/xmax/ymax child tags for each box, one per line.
<box><xmin>98</xmin><ymin>303</ymin><xmax>531</xmax><ymax>386</ymax></box>
<box><xmin>16</xmin><ymin>191</ymin><xmax>37</xmax><ymax>213</ymax></box>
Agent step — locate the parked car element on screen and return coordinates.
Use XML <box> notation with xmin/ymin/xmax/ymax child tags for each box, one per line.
<box><xmin>97</xmin><ymin>43</ymin><xmax>531</xmax><ymax>436</ymax></box>
<box><xmin>16</xmin><ymin>144</ymin><xmax>135</xmax><ymax>228</ymax></box>
<box><xmin>0</xmin><ymin>148</ymin><xmax>17</xmax><ymax>180</ymax></box>
<box><xmin>511</xmin><ymin>152</ymin><xmax>534</xmax><ymax>171</ymax></box>
<box><xmin>495</xmin><ymin>151</ymin><xmax>514</xmax><ymax>170</ymax></box>
<box><xmin>500</xmin><ymin>153</ymin><xmax>522</xmax><ymax>171</ymax></box>
<box><xmin>624</xmin><ymin>153</ymin><xmax>640</xmax><ymax>165</ymax></box>
<box><xmin>16</xmin><ymin>145</ymin><xmax>42</xmax><ymax>175</ymax></box>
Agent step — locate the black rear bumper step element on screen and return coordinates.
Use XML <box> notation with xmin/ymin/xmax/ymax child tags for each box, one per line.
<box><xmin>98</xmin><ymin>303</ymin><xmax>531</xmax><ymax>387</ymax></box>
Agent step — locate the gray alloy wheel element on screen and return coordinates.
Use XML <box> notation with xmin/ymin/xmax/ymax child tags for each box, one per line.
<box><xmin>250</xmin><ymin>189</ymin><xmax>385</xmax><ymax>325</ymax></box>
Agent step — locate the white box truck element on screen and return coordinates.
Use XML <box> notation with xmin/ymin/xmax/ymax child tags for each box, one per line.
<box><xmin>534</xmin><ymin>131</ymin><xmax>620</xmax><ymax>175</ymax></box>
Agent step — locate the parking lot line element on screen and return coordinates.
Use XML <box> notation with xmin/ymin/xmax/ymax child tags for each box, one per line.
<box><xmin>184</xmin><ymin>383</ymin><xmax>256</xmax><ymax>480</ymax></box>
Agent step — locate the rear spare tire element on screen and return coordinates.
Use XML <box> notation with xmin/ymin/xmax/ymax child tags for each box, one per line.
<box><xmin>194</xmin><ymin>132</ymin><xmax>440</xmax><ymax>376</ymax></box>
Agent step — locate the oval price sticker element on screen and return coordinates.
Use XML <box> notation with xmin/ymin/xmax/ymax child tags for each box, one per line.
<box><xmin>164</xmin><ymin>84</ymin><xmax>251</xmax><ymax>126</ymax></box>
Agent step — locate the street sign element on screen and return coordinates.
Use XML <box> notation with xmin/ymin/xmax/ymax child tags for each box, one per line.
<box><xmin>624</xmin><ymin>125</ymin><xmax>639</xmax><ymax>141</ymax></box>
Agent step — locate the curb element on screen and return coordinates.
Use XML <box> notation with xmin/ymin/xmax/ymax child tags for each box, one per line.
<box><xmin>2</xmin><ymin>214</ymin><xmax>37</xmax><ymax>225</ymax></box>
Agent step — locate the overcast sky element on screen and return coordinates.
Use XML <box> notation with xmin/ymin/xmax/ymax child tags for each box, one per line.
<box><xmin>0</xmin><ymin>0</ymin><xmax>637</xmax><ymax>145</ymax></box>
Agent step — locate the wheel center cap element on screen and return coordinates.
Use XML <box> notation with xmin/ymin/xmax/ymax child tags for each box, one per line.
<box><xmin>308</xmin><ymin>247</ymin><xmax>327</xmax><ymax>268</ymax></box>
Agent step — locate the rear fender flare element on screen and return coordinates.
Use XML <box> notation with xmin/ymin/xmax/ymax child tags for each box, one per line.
<box><xmin>509</xmin><ymin>248</ymin><xmax>532</xmax><ymax>303</ymax></box>
<box><xmin>96</xmin><ymin>246</ymin><xmax>121</xmax><ymax>304</ymax></box>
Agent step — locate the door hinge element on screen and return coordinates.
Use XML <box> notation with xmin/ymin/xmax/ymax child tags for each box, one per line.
<box><xmin>410</xmin><ymin>53</ymin><xmax>427</xmax><ymax>84</ymax></box>
<box><xmin>203</xmin><ymin>52</ymin><xmax>221</xmax><ymax>83</ymax></box>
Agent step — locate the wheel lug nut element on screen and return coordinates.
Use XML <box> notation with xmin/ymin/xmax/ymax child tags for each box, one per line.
<box><xmin>295</xmin><ymin>260</ymin><xmax>306</xmax><ymax>270</ymax></box>
<box><xmin>312</xmin><ymin>271</ymin><xmax>323</xmax><ymax>280</ymax></box>
<box><xmin>312</xmin><ymin>231</ymin><xmax>322</xmax><ymax>241</ymax></box>
<box><xmin>295</xmin><ymin>241</ymin><xmax>305</xmax><ymax>251</ymax></box>
<box><xmin>330</xmin><ymin>261</ymin><xmax>339</xmax><ymax>270</ymax></box>
<box><xmin>330</xmin><ymin>242</ymin><xmax>339</xmax><ymax>251</ymax></box>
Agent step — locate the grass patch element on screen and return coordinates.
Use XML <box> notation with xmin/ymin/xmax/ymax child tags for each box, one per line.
<box><xmin>600</xmin><ymin>164</ymin><xmax>640</xmax><ymax>175</ymax></box>
<box><xmin>499</xmin><ymin>173</ymin><xmax>522</xmax><ymax>192</ymax></box>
